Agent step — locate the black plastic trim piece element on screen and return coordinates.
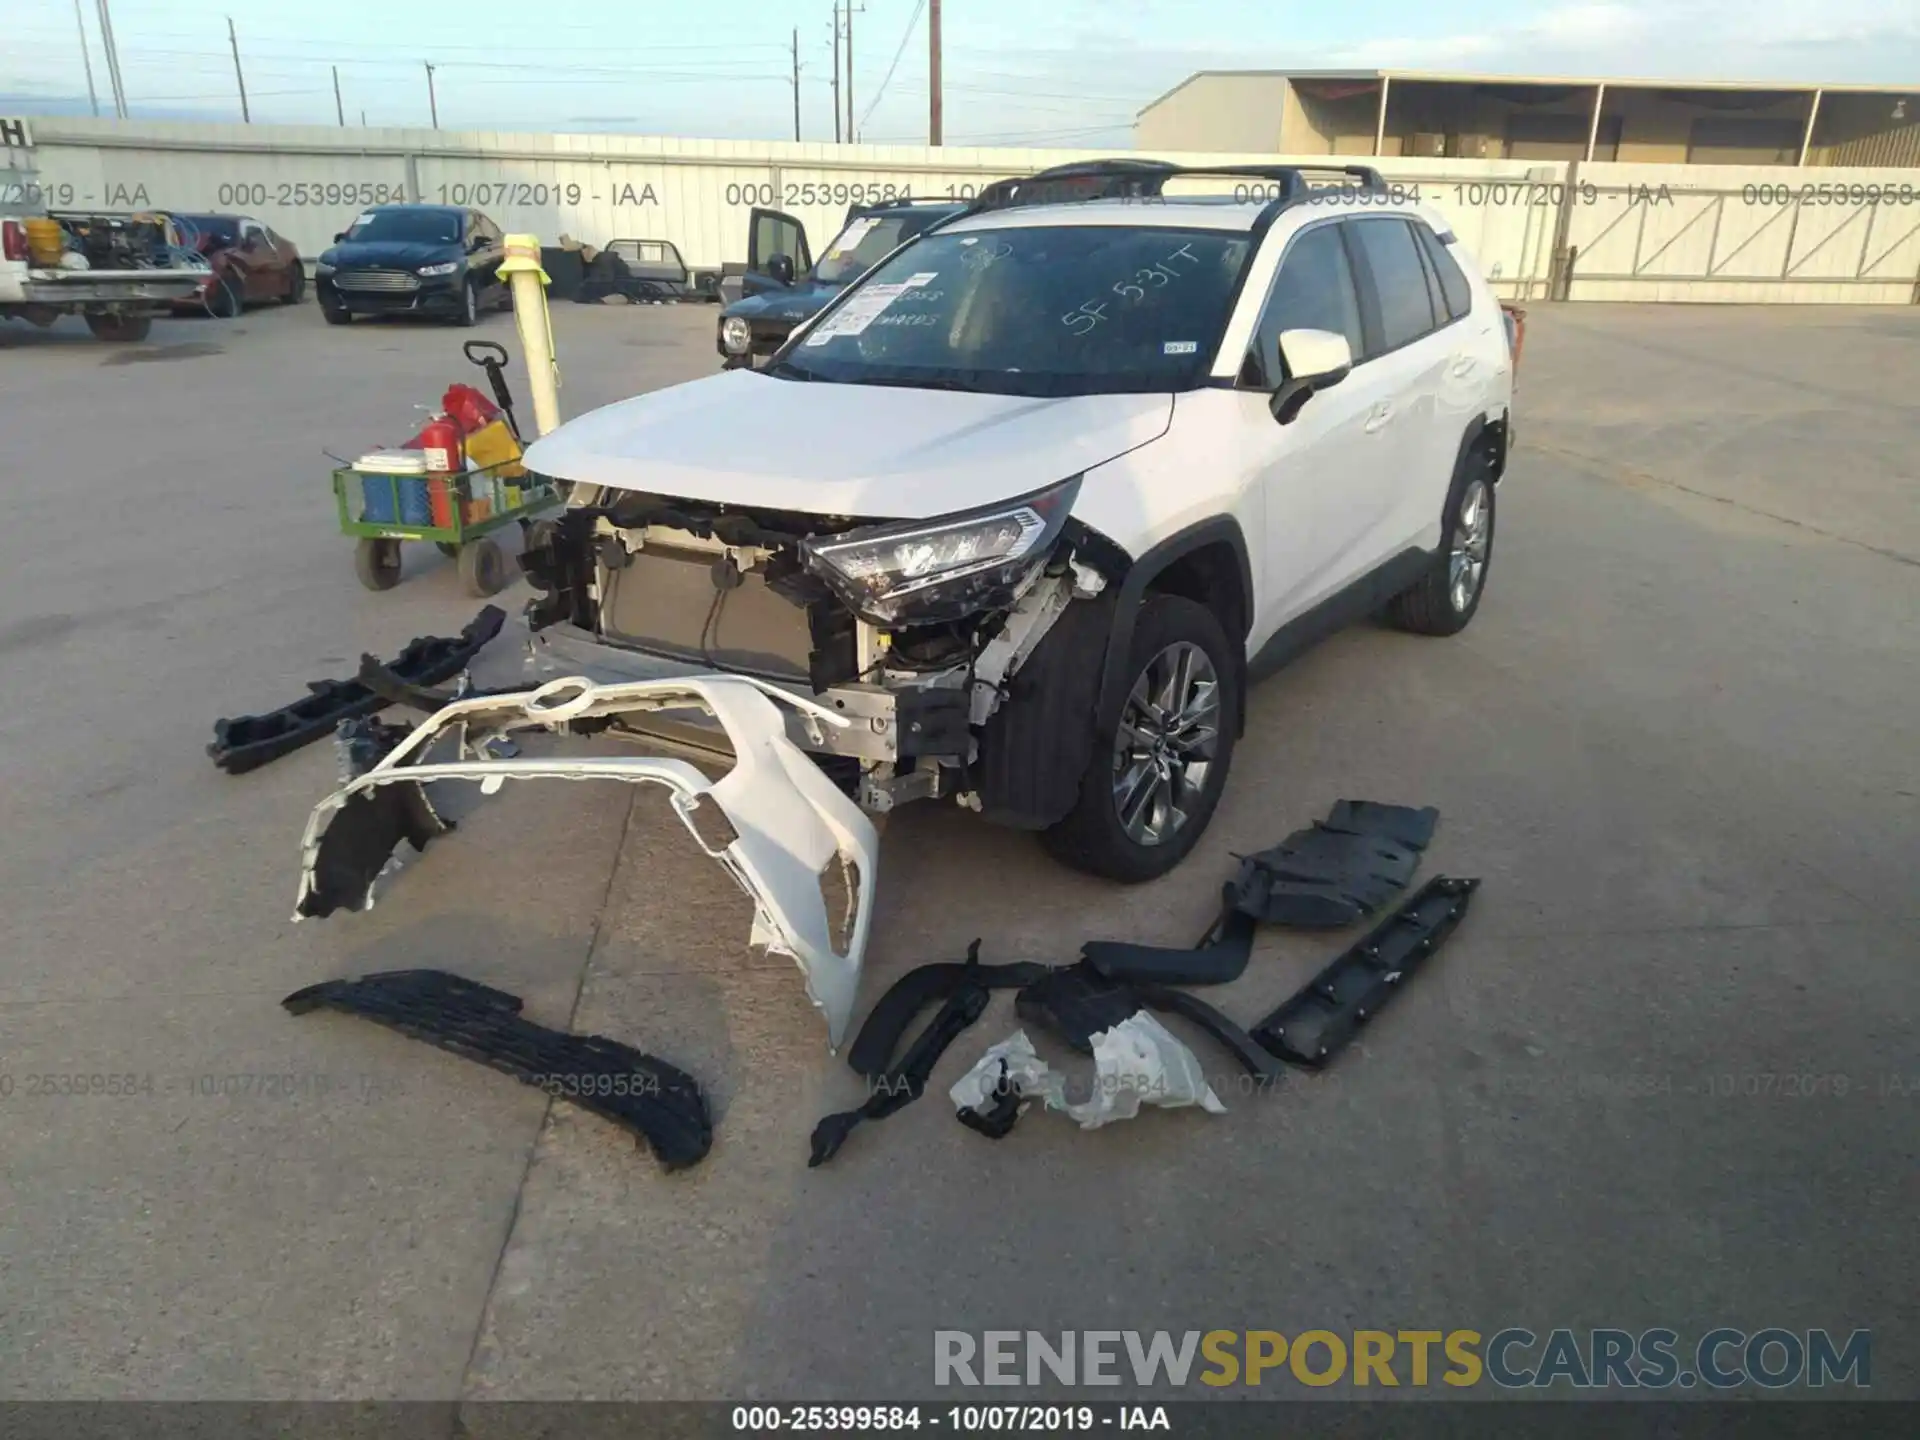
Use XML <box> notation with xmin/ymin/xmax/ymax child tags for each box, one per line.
<box><xmin>1250</xmin><ymin>876</ymin><xmax>1480</xmax><ymax>1069</ymax></box>
<box><xmin>1081</xmin><ymin>885</ymin><xmax>1256</xmax><ymax>986</ymax></box>
<box><xmin>283</xmin><ymin>969</ymin><xmax>713</xmax><ymax>1170</ymax></box>
<box><xmin>1095</xmin><ymin>515</ymin><xmax>1254</xmax><ymax>741</ymax></box>
<box><xmin>845</xmin><ymin>942</ymin><xmax>1048</xmax><ymax>1080</ymax></box>
<box><xmin>1132</xmin><ymin>983</ymin><xmax>1285</xmax><ymax>1083</ymax></box>
<box><xmin>976</xmin><ymin>590</ymin><xmax>1117</xmax><ymax>830</ymax></box>
<box><xmin>1246</xmin><ymin>548</ymin><xmax>1429</xmax><ymax>682</ymax></box>
<box><xmin>208</xmin><ymin>606</ymin><xmax>505</xmax><ymax>774</ymax></box>
<box><xmin>1014</xmin><ymin>965</ymin><xmax>1142</xmax><ymax>1056</ymax></box>
<box><xmin>811</xmin><ymin>980</ymin><xmax>991</xmax><ymax>1166</ymax></box>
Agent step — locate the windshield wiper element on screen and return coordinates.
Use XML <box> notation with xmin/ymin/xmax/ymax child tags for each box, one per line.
<box><xmin>838</xmin><ymin>375</ymin><xmax>985</xmax><ymax>393</ymax></box>
<box><xmin>763</xmin><ymin>359</ymin><xmax>819</xmax><ymax>381</ymax></box>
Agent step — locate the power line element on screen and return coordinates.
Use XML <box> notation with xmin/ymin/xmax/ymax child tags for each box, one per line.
<box><xmin>858</xmin><ymin>0</ymin><xmax>924</xmax><ymax>133</ymax></box>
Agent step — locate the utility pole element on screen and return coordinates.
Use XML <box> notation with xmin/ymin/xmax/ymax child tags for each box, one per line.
<box><xmin>332</xmin><ymin>65</ymin><xmax>345</xmax><ymax>126</ymax></box>
<box><xmin>844</xmin><ymin>2</ymin><xmax>863</xmax><ymax>142</ymax></box>
<box><xmin>929</xmin><ymin>0</ymin><xmax>943</xmax><ymax>146</ymax></box>
<box><xmin>71</xmin><ymin>0</ymin><xmax>99</xmax><ymax>117</ymax></box>
<box><xmin>424</xmin><ymin>62</ymin><xmax>439</xmax><ymax>129</ymax></box>
<box><xmin>829</xmin><ymin>1</ymin><xmax>844</xmax><ymax>144</ymax></box>
<box><xmin>791</xmin><ymin>29</ymin><xmax>801</xmax><ymax>141</ymax></box>
<box><xmin>94</xmin><ymin>0</ymin><xmax>127</xmax><ymax>118</ymax></box>
<box><xmin>227</xmin><ymin>18</ymin><xmax>250</xmax><ymax>123</ymax></box>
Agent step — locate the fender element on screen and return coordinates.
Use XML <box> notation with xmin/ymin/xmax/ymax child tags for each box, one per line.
<box><xmin>1094</xmin><ymin>515</ymin><xmax>1255</xmax><ymax>740</ymax></box>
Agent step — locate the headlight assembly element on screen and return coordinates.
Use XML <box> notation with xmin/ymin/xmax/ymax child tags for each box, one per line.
<box><xmin>801</xmin><ymin>477</ymin><xmax>1081</xmax><ymax>627</ymax></box>
<box><xmin>417</xmin><ymin>260</ymin><xmax>461</xmax><ymax>276</ymax></box>
<box><xmin>721</xmin><ymin>316</ymin><xmax>753</xmax><ymax>354</ymax></box>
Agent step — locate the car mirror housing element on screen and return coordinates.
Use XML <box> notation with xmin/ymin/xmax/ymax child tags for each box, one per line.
<box><xmin>1270</xmin><ymin>328</ymin><xmax>1354</xmax><ymax>425</ymax></box>
<box><xmin>766</xmin><ymin>253</ymin><xmax>796</xmax><ymax>287</ymax></box>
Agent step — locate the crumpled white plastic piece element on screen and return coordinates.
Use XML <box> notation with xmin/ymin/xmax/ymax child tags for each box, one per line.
<box><xmin>1061</xmin><ymin>1012</ymin><xmax>1227</xmax><ymax>1130</ymax></box>
<box><xmin>949</xmin><ymin>1031</ymin><xmax>1064</xmax><ymax>1112</ymax></box>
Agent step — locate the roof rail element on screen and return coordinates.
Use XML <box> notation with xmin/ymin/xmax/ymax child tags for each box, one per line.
<box><xmin>960</xmin><ymin>159</ymin><xmax>1389</xmax><ymax>216</ymax></box>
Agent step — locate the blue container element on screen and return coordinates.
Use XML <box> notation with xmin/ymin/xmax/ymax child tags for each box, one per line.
<box><xmin>360</xmin><ymin>474</ymin><xmax>433</xmax><ymax>526</ymax></box>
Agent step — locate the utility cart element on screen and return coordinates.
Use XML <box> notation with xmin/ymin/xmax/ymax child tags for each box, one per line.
<box><xmin>335</xmin><ymin>459</ymin><xmax>561</xmax><ymax>596</ymax></box>
<box><xmin>333</xmin><ymin>339</ymin><xmax>560</xmax><ymax>596</ymax></box>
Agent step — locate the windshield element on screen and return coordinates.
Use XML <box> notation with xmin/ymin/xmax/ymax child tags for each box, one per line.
<box><xmin>344</xmin><ymin>209</ymin><xmax>459</xmax><ymax>244</ymax></box>
<box><xmin>813</xmin><ymin>212</ymin><xmax>945</xmax><ymax>286</ymax></box>
<box><xmin>775</xmin><ymin>225</ymin><xmax>1251</xmax><ymax>397</ymax></box>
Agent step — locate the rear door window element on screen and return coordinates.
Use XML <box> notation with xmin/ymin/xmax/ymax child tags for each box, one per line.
<box><xmin>1349</xmin><ymin>218</ymin><xmax>1440</xmax><ymax>357</ymax></box>
<box><xmin>1414</xmin><ymin>222</ymin><xmax>1474</xmax><ymax>321</ymax></box>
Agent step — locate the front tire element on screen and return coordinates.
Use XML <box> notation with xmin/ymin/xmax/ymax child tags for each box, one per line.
<box><xmin>457</xmin><ymin>537</ymin><xmax>506</xmax><ymax>596</ymax></box>
<box><xmin>354</xmin><ymin>537</ymin><xmax>402</xmax><ymax>591</ymax></box>
<box><xmin>1386</xmin><ymin>444</ymin><xmax>1497</xmax><ymax>637</ymax></box>
<box><xmin>1041</xmin><ymin>595</ymin><xmax>1239</xmax><ymax>884</ymax></box>
<box><xmin>282</xmin><ymin>264</ymin><xmax>306</xmax><ymax>304</ymax></box>
<box><xmin>207</xmin><ymin>273</ymin><xmax>243</xmax><ymax>319</ymax></box>
<box><xmin>454</xmin><ymin>280</ymin><xmax>479</xmax><ymax>327</ymax></box>
<box><xmin>321</xmin><ymin>296</ymin><xmax>351</xmax><ymax>326</ymax></box>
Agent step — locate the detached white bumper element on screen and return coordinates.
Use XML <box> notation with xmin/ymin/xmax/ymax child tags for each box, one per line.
<box><xmin>293</xmin><ymin>674</ymin><xmax>879</xmax><ymax>1049</ymax></box>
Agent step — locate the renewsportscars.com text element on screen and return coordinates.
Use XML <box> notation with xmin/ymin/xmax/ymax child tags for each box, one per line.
<box><xmin>933</xmin><ymin>1328</ymin><xmax>1870</xmax><ymax>1390</ymax></box>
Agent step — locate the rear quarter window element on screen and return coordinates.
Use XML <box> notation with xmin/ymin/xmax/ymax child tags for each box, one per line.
<box><xmin>1350</xmin><ymin>218</ymin><xmax>1440</xmax><ymax>355</ymax></box>
<box><xmin>1415</xmin><ymin>222</ymin><xmax>1474</xmax><ymax>321</ymax></box>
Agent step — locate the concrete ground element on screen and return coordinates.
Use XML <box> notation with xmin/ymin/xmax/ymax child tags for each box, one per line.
<box><xmin>0</xmin><ymin>298</ymin><xmax>1913</xmax><ymax>1401</ymax></box>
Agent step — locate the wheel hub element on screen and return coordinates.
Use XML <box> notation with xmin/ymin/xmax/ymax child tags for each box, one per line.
<box><xmin>1111</xmin><ymin>641</ymin><xmax>1220</xmax><ymax>847</ymax></box>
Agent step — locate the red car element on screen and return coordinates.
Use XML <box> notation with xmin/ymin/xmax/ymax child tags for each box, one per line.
<box><xmin>170</xmin><ymin>213</ymin><xmax>306</xmax><ymax>316</ymax></box>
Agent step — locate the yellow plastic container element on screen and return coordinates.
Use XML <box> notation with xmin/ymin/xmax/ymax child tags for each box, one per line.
<box><xmin>465</xmin><ymin>418</ymin><xmax>526</xmax><ymax>479</ymax></box>
<box><xmin>24</xmin><ymin>218</ymin><xmax>65</xmax><ymax>267</ymax></box>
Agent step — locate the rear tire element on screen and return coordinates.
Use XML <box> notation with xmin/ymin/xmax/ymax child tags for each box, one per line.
<box><xmin>84</xmin><ymin>311</ymin><xmax>151</xmax><ymax>343</ymax></box>
<box><xmin>1040</xmin><ymin>594</ymin><xmax>1239</xmax><ymax>884</ymax></box>
<box><xmin>458</xmin><ymin>537</ymin><xmax>506</xmax><ymax>597</ymax></box>
<box><xmin>1385</xmin><ymin>443</ymin><xmax>1497</xmax><ymax>637</ymax></box>
<box><xmin>354</xmin><ymin>538</ymin><xmax>403</xmax><ymax>591</ymax></box>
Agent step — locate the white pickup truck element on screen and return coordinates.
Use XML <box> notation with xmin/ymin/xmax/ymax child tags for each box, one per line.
<box><xmin>2</xmin><ymin>117</ymin><xmax>205</xmax><ymax>342</ymax></box>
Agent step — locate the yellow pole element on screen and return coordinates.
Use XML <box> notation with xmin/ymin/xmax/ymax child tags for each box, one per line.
<box><xmin>498</xmin><ymin>234</ymin><xmax>562</xmax><ymax>438</ymax></box>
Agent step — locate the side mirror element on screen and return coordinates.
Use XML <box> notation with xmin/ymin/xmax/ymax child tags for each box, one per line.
<box><xmin>333</xmin><ymin>231</ymin><xmax>346</xmax><ymax>243</ymax></box>
<box><xmin>1269</xmin><ymin>328</ymin><xmax>1353</xmax><ymax>425</ymax></box>
<box><xmin>766</xmin><ymin>252</ymin><xmax>796</xmax><ymax>287</ymax></box>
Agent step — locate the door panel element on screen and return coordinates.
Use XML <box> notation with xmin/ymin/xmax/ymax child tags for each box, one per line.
<box><xmin>745</xmin><ymin>207</ymin><xmax>810</xmax><ymax>295</ymax></box>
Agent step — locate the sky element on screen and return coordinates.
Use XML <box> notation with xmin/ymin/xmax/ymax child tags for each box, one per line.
<box><xmin>7</xmin><ymin>0</ymin><xmax>1919</xmax><ymax>144</ymax></box>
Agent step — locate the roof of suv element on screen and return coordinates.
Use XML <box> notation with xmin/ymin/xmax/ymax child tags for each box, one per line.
<box><xmin>940</xmin><ymin>188</ymin><xmax>1429</xmax><ymax>234</ymax></box>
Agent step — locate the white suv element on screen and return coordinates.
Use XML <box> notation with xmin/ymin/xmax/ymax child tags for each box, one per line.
<box><xmin>520</xmin><ymin>161</ymin><xmax>1514</xmax><ymax>883</ymax></box>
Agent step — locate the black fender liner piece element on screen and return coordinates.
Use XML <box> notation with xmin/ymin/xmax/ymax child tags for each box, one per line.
<box><xmin>811</xmin><ymin>980</ymin><xmax>991</xmax><ymax>1166</ymax></box>
<box><xmin>1080</xmin><ymin>885</ymin><xmax>1256</xmax><ymax>986</ymax></box>
<box><xmin>1230</xmin><ymin>800</ymin><xmax>1439</xmax><ymax>928</ymax></box>
<box><xmin>1094</xmin><ymin>515</ymin><xmax>1254</xmax><ymax>742</ymax></box>
<box><xmin>295</xmin><ymin>782</ymin><xmax>449</xmax><ymax>919</ymax></box>
<box><xmin>208</xmin><ymin>605</ymin><xmax>506</xmax><ymax>774</ymax></box>
<box><xmin>283</xmin><ymin>969</ymin><xmax>713</xmax><ymax>1170</ymax></box>
<box><xmin>844</xmin><ymin>940</ymin><xmax>1047</xmax><ymax>1080</ymax></box>
<box><xmin>1250</xmin><ymin>875</ymin><xmax>1480</xmax><ymax>1069</ymax></box>
<box><xmin>975</xmin><ymin>589</ymin><xmax>1118</xmax><ymax>830</ymax></box>
<box><xmin>1131</xmin><ymin>983</ymin><xmax>1285</xmax><ymax>1083</ymax></box>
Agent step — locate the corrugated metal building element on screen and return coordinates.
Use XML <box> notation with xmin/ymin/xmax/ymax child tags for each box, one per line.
<box><xmin>1137</xmin><ymin>71</ymin><xmax>1920</xmax><ymax>168</ymax></box>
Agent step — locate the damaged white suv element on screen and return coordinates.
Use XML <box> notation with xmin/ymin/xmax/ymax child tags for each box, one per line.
<box><xmin>518</xmin><ymin>161</ymin><xmax>1514</xmax><ymax>884</ymax></box>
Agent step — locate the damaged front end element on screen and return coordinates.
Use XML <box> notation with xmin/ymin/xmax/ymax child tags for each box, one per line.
<box><xmin>516</xmin><ymin>477</ymin><xmax>1126</xmax><ymax>827</ymax></box>
<box><xmin>293</xmin><ymin>674</ymin><xmax>878</xmax><ymax>1048</ymax></box>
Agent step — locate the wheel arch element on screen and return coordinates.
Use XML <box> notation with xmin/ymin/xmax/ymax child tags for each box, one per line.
<box><xmin>1096</xmin><ymin>516</ymin><xmax>1254</xmax><ymax>741</ymax></box>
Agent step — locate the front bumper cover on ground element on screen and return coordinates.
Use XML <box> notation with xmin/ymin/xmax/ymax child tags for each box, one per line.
<box><xmin>292</xmin><ymin>674</ymin><xmax>879</xmax><ymax>1048</ymax></box>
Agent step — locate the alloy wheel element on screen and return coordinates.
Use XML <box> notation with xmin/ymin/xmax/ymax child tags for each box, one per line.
<box><xmin>1110</xmin><ymin>640</ymin><xmax>1221</xmax><ymax>846</ymax></box>
<box><xmin>1449</xmin><ymin>478</ymin><xmax>1492</xmax><ymax>613</ymax></box>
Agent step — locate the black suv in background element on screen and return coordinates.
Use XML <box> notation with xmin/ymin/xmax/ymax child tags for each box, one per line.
<box><xmin>716</xmin><ymin>198</ymin><xmax>966</xmax><ymax>367</ymax></box>
<box><xmin>316</xmin><ymin>205</ymin><xmax>508</xmax><ymax>326</ymax></box>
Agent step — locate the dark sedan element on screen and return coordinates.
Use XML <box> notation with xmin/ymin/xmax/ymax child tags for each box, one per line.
<box><xmin>169</xmin><ymin>213</ymin><xmax>304</xmax><ymax>316</ymax></box>
<box><xmin>315</xmin><ymin>204</ymin><xmax>508</xmax><ymax>326</ymax></box>
<box><xmin>717</xmin><ymin>198</ymin><xmax>966</xmax><ymax>367</ymax></box>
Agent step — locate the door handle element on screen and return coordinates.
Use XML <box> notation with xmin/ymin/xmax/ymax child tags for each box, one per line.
<box><xmin>1450</xmin><ymin>356</ymin><xmax>1477</xmax><ymax>378</ymax></box>
<box><xmin>1363</xmin><ymin>402</ymin><xmax>1393</xmax><ymax>434</ymax></box>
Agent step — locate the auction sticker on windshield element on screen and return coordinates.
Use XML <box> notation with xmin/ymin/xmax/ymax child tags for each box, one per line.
<box><xmin>824</xmin><ymin>216</ymin><xmax>879</xmax><ymax>258</ymax></box>
<box><xmin>805</xmin><ymin>274</ymin><xmax>937</xmax><ymax>343</ymax></box>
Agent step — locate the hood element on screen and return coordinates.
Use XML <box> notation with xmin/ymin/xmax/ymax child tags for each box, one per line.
<box><xmin>523</xmin><ymin>370</ymin><xmax>1173</xmax><ymax>520</ymax></box>
<box><xmin>322</xmin><ymin>239</ymin><xmax>461</xmax><ymax>269</ymax></box>
<box><xmin>722</xmin><ymin>281</ymin><xmax>843</xmax><ymax>324</ymax></box>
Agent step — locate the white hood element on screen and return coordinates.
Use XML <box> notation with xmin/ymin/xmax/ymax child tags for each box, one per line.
<box><xmin>522</xmin><ymin>368</ymin><xmax>1172</xmax><ymax>519</ymax></box>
